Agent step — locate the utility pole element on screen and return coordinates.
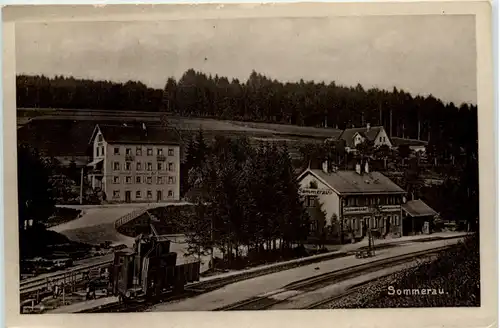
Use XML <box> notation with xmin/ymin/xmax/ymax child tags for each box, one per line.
<box><xmin>379</xmin><ymin>103</ymin><xmax>382</xmax><ymax>126</ymax></box>
<box><xmin>210</xmin><ymin>215</ymin><xmax>214</xmax><ymax>269</ymax></box>
<box><xmin>80</xmin><ymin>168</ymin><xmax>84</xmax><ymax>205</ymax></box>
<box><xmin>417</xmin><ymin>111</ymin><xmax>421</xmax><ymax>140</ymax></box>
<box><xmin>389</xmin><ymin>109</ymin><xmax>393</xmax><ymax>138</ymax></box>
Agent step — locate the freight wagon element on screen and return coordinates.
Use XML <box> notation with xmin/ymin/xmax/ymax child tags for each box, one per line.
<box><xmin>110</xmin><ymin>227</ymin><xmax>200</xmax><ymax>303</ymax></box>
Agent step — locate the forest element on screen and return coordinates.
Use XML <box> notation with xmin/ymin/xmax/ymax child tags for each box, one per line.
<box><xmin>180</xmin><ymin>131</ymin><xmax>310</xmax><ymax>268</ymax></box>
<box><xmin>17</xmin><ymin>70</ymin><xmax>477</xmax><ymax>150</ymax></box>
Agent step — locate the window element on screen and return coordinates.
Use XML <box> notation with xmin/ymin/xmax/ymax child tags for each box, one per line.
<box><xmin>125</xmin><ymin>162</ymin><xmax>131</xmax><ymax>171</ymax></box>
<box><xmin>168</xmin><ymin>190</ymin><xmax>174</xmax><ymax>198</ymax></box>
<box><xmin>96</xmin><ymin>147</ymin><xmax>99</xmax><ymax>157</ymax></box>
<box><xmin>113</xmin><ymin>176</ymin><xmax>120</xmax><ymax>184</ymax></box>
<box><xmin>98</xmin><ymin>135</ymin><xmax>103</xmax><ymax>142</ymax></box>
<box><xmin>126</xmin><ymin>176</ymin><xmax>132</xmax><ymax>184</ymax></box>
<box><xmin>113</xmin><ymin>162</ymin><xmax>120</xmax><ymax>171</ymax></box>
<box><xmin>146</xmin><ymin>177</ymin><xmax>152</xmax><ymax>184</ymax></box>
<box><xmin>168</xmin><ymin>176</ymin><xmax>174</xmax><ymax>184</ymax></box>
<box><xmin>394</xmin><ymin>215</ymin><xmax>400</xmax><ymax>225</ymax></box>
<box><xmin>168</xmin><ymin>163</ymin><xmax>174</xmax><ymax>171</ymax></box>
<box><xmin>309</xmin><ymin>220</ymin><xmax>318</xmax><ymax>233</ymax></box>
<box><xmin>136</xmin><ymin>191</ymin><xmax>141</xmax><ymax>198</ymax></box>
<box><xmin>147</xmin><ymin>163</ymin><xmax>153</xmax><ymax>171</ymax></box>
<box><xmin>147</xmin><ymin>190</ymin><xmax>153</xmax><ymax>199</ymax></box>
<box><xmin>126</xmin><ymin>148</ymin><xmax>132</xmax><ymax>155</ymax></box>
<box><xmin>157</xmin><ymin>163</ymin><xmax>163</xmax><ymax>171</ymax></box>
<box><xmin>101</xmin><ymin>146</ymin><xmax>104</xmax><ymax>155</ymax></box>
<box><xmin>136</xmin><ymin>162</ymin><xmax>142</xmax><ymax>171</ymax></box>
<box><xmin>379</xmin><ymin>137</ymin><xmax>382</xmax><ymax>142</ymax></box>
<box><xmin>147</xmin><ymin>148</ymin><xmax>153</xmax><ymax>156</ymax></box>
<box><xmin>157</xmin><ymin>177</ymin><xmax>164</xmax><ymax>184</ymax></box>
<box><xmin>168</xmin><ymin>148</ymin><xmax>174</xmax><ymax>156</ymax></box>
<box><xmin>136</xmin><ymin>147</ymin><xmax>142</xmax><ymax>156</ymax></box>
<box><xmin>157</xmin><ymin>148</ymin><xmax>163</xmax><ymax>156</ymax></box>
<box><xmin>114</xmin><ymin>147</ymin><xmax>120</xmax><ymax>155</ymax></box>
<box><xmin>305</xmin><ymin>196</ymin><xmax>316</xmax><ymax>208</ymax></box>
<box><xmin>136</xmin><ymin>176</ymin><xmax>141</xmax><ymax>184</ymax></box>
<box><xmin>113</xmin><ymin>190</ymin><xmax>120</xmax><ymax>198</ymax></box>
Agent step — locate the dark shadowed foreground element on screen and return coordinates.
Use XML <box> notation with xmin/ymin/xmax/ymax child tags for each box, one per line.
<box><xmin>323</xmin><ymin>233</ymin><xmax>480</xmax><ymax>308</ymax></box>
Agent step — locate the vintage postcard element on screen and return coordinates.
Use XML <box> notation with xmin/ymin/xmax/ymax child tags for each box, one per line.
<box><xmin>3</xmin><ymin>2</ymin><xmax>496</xmax><ymax>328</ymax></box>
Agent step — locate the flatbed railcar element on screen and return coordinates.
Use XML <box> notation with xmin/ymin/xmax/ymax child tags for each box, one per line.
<box><xmin>110</xmin><ymin>230</ymin><xmax>201</xmax><ymax>303</ymax></box>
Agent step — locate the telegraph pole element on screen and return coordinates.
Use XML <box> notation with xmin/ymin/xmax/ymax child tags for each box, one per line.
<box><xmin>80</xmin><ymin>168</ymin><xmax>84</xmax><ymax>205</ymax></box>
<box><xmin>210</xmin><ymin>215</ymin><xmax>214</xmax><ymax>269</ymax></box>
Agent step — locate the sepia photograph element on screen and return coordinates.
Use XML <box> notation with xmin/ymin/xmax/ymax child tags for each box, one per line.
<box><xmin>2</xmin><ymin>2</ymin><xmax>496</xmax><ymax>328</ymax></box>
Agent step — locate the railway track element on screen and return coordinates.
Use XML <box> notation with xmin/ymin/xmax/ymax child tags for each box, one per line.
<box><xmin>214</xmin><ymin>245</ymin><xmax>452</xmax><ymax>311</ymax></box>
<box><xmin>80</xmin><ymin>290</ymin><xmax>202</xmax><ymax>313</ymax></box>
<box><xmin>304</xmin><ymin>273</ymin><xmax>397</xmax><ymax>309</ymax></box>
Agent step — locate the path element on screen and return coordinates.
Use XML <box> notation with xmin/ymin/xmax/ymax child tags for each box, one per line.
<box><xmin>50</xmin><ymin>202</ymin><xmax>190</xmax><ymax>247</ymax></box>
<box><xmin>149</xmin><ymin>237</ymin><xmax>462</xmax><ymax>312</ymax></box>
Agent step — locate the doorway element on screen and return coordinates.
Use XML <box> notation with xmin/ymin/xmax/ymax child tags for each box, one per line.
<box><xmin>125</xmin><ymin>191</ymin><xmax>131</xmax><ymax>203</ymax></box>
<box><xmin>156</xmin><ymin>190</ymin><xmax>162</xmax><ymax>202</ymax></box>
<box><xmin>385</xmin><ymin>216</ymin><xmax>391</xmax><ymax>235</ymax></box>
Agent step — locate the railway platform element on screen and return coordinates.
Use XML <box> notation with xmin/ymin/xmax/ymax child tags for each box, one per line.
<box><xmin>43</xmin><ymin>232</ymin><xmax>467</xmax><ymax>313</ymax></box>
<box><xmin>149</xmin><ymin>237</ymin><xmax>463</xmax><ymax>312</ymax></box>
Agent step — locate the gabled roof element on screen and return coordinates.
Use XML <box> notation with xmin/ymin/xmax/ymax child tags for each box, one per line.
<box><xmin>338</xmin><ymin>126</ymin><xmax>385</xmax><ymax>148</ymax></box>
<box><xmin>402</xmin><ymin>199</ymin><xmax>437</xmax><ymax>217</ymax></box>
<box><xmin>391</xmin><ymin>137</ymin><xmax>428</xmax><ymax>147</ymax></box>
<box><xmin>299</xmin><ymin>168</ymin><xmax>406</xmax><ymax>195</ymax></box>
<box><xmin>90</xmin><ymin>124</ymin><xmax>180</xmax><ymax>146</ymax></box>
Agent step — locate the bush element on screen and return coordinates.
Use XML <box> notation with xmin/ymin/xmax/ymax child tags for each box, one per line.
<box><xmin>357</xmin><ymin>233</ymin><xmax>480</xmax><ymax>307</ymax></box>
<box><xmin>45</xmin><ymin>207</ymin><xmax>82</xmax><ymax>228</ymax></box>
<box><xmin>19</xmin><ymin>223</ymin><xmax>92</xmax><ymax>260</ymax></box>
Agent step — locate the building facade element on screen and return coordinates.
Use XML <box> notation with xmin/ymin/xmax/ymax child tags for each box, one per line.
<box><xmin>297</xmin><ymin>161</ymin><xmax>407</xmax><ymax>242</ymax></box>
<box><xmin>87</xmin><ymin>124</ymin><xmax>181</xmax><ymax>203</ymax></box>
<box><xmin>338</xmin><ymin>124</ymin><xmax>393</xmax><ymax>152</ymax></box>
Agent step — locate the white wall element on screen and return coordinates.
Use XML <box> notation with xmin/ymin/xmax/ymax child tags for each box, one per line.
<box><xmin>374</xmin><ymin>128</ymin><xmax>392</xmax><ymax>148</ymax></box>
<box><xmin>353</xmin><ymin>133</ymin><xmax>365</xmax><ymax>147</ymax></box>
<box><xmin>298</xmin><ymin>171</ymin><xmax>341</xmax><ymax>226</ymax></box>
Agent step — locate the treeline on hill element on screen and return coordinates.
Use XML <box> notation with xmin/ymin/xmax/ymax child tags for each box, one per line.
<box><xmin>181</xmin><ymin>131</ymin><xmax>310</xmax><ymax>269</ymax></box>
<box><xmin>17</xmin><ymin>70</ymin><xmax>477</xmax><ymax>146</ymax></box>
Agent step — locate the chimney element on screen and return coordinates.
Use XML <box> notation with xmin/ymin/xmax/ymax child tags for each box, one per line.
<box><xmin>322</xmin><ymin>160</ymin><xmax>329</xmax><ymax>174</ymax></box>
<box><xmin>355</xmin><ymin>163</ymin><xmax>361</xmax><ymax>175</ymax></box>
<box><xmin>366</xmin><ymin>123</ymin><xmax>371</xmax><ymax>132</ymax></box>
<box><xmin>364</xmin><ymin>161</ymin><xmax>369</xmax><ymax>174</ymax></box>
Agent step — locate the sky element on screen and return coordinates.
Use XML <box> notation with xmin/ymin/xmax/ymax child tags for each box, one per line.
<box><xmin>16</xmin><ymin>15</ymin><xmax>477</xmax><ymax>105</ymax></box>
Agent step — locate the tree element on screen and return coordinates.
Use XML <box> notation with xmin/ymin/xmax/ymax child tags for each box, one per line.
<box><xmin>397</xmin><ymin>144</ymin><xmax>412</xmax><ymax>165</ymax></box>
<box><xmin>356</xmin><ymin>139</ymin><xmax>375</xmax><ymax>161</ymax></box>
<box><xmin>17</xmin><ymin>144</ymin><xmax>55</xmax><ymax>231</ymax></box>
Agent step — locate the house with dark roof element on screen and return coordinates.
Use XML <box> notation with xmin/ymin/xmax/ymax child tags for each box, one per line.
<box><xmin>87</xmin><ymin>123</ymin><xmax>181</xmax><ymax>204</ymax></box>
<box><xmin>297</xmin><ymin>159</ymin><xmax>438</xmax><ymax>242</ymax></box>
<box><xmin>391</xmin><ymin>137</ymin><xmax>428</xmax><ymax>153</ymax></box>
<box><xmin>297</xmin><ymin>160</ymin><xmax>406</xmax><ymax>243</ymax></box>
<box><xmin>338</xmin><ymin>124</ymin><xmax>392</xmax><ymax>152</ymax></box>
<box><xmin>401</xmin><ymin>199</ymin><xmax>437</xmax><ymax>235</ymax></box>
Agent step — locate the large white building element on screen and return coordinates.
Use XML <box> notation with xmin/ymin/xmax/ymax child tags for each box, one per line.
<box><xmin>87</xmin><ymin>123</ymin><xmax>181</xmax><ymax>203</ymax></box>
<box><xmin>297</xmin><ymin>160</ymin><xmax>437</xmax><ymax>242</ymax></box>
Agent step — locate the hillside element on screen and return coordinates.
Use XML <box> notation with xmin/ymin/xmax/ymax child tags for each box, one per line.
<box><xmin>17</xmin><ymin>110</ymin><xmax>339</xmax><ymax>162</ymax></box>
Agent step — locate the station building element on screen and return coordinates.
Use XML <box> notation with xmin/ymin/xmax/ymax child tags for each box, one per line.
<box><xmin>87</xmin><ymin>123</ymin><xmax>181</xmax><ymax>203</ymax></box>
<box><xmin>297</xmin><ymin>160</ymin><xmax>431</xmax><ymax>243</ymax></box>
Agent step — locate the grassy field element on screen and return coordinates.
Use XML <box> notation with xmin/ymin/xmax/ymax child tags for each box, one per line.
<box><xmin>17</xmin><ymin>108</ymin><xmax>341</xmax><ymax>137</ymax></box>
<box><xmin>17</xmin><ymin>108</ymin><xmax>339</xmax><ymax>161</ymax></box>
